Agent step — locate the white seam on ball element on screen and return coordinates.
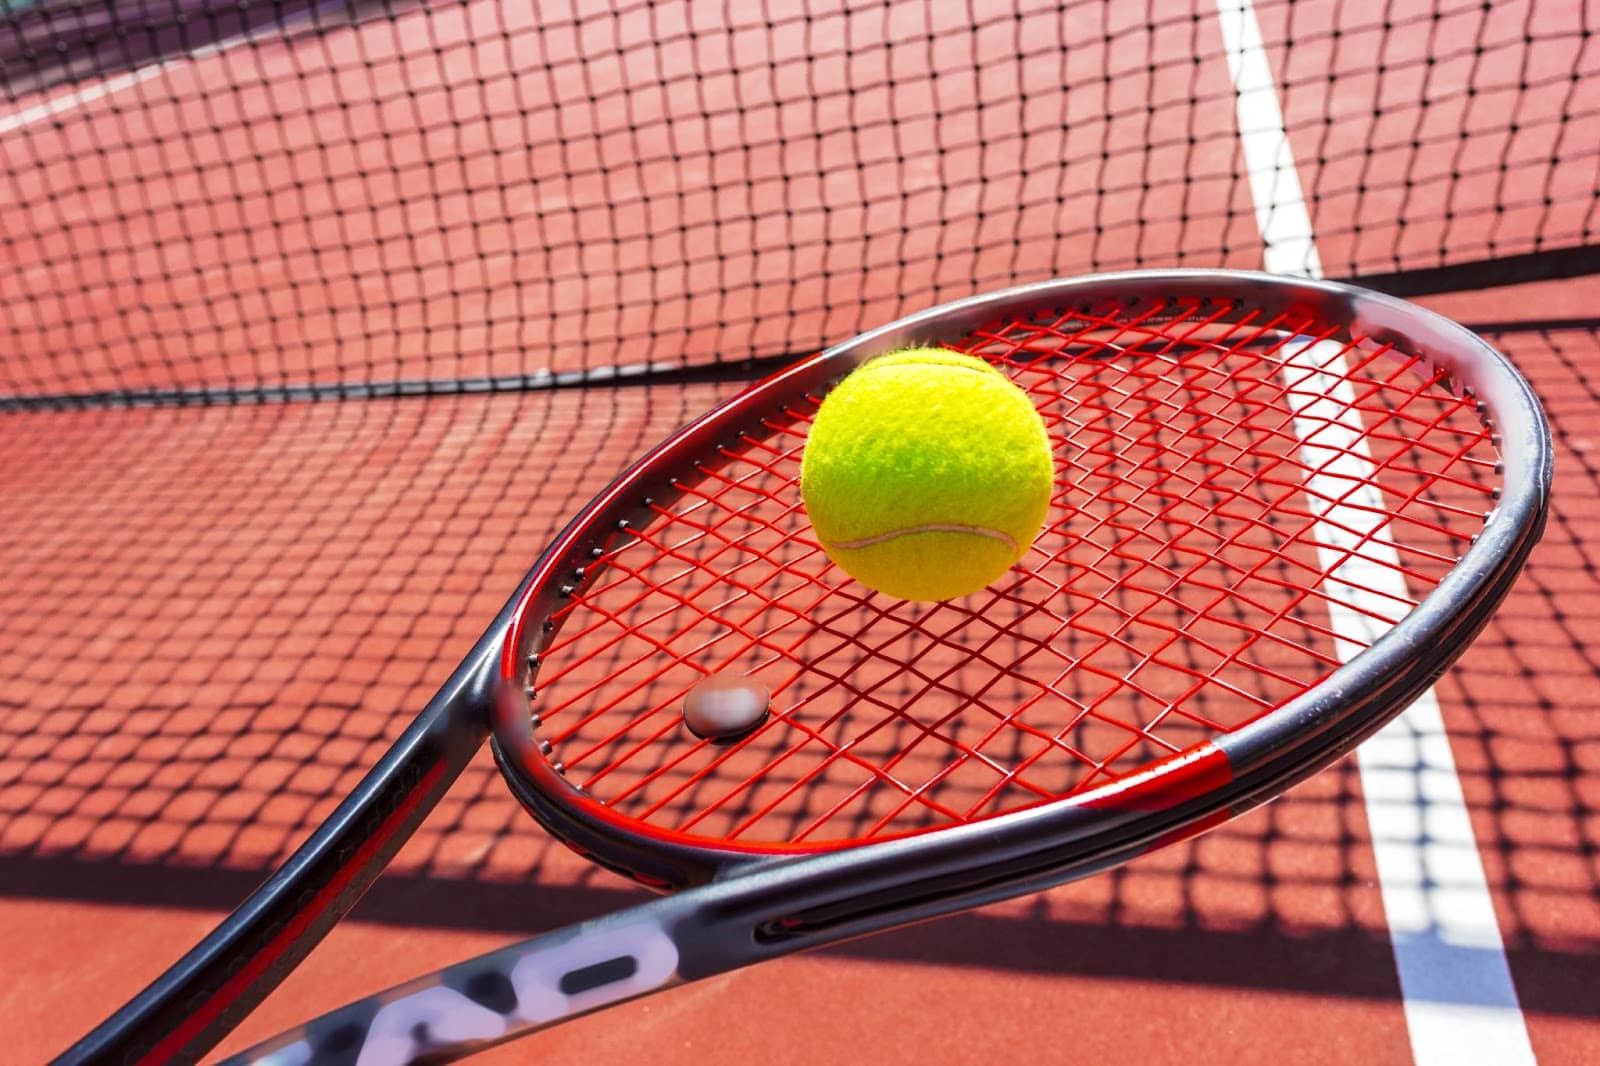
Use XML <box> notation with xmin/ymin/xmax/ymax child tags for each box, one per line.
<box><xmin>826</xmin><ymin>524</ymin><xmax>1019</xmax><ymax>553</ymax></box>
<box><xmin>861</xmin><ymin>359</ymin><xmax>995</xmax><ymax>379</ymax></box>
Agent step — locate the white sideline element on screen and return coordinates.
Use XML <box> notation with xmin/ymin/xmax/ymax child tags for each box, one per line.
<box><xmin>1213</xmin><ymin>1</ymin><xmax>1536</xmax><ymax>1063</ymax></box>
<box><xmin>0</xmin><ymin>34</ymin><xmax>241</xmax><ymax>138</ymax></box>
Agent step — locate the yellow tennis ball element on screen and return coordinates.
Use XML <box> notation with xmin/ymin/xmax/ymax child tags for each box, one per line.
<box><xmin>801</xmin><ymin>348</ymin><xmax>1054</xmax><ymax>602</ymax></box>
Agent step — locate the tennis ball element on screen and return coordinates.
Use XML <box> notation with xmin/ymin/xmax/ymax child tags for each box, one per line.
<box><xmin>800</xmin><ymin>348</ymin><xmax>1054</xmax><ymax>602</ymax></box>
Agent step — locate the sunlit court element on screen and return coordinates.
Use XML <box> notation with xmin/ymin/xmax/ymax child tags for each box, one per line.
<box><xmin>2</xmin><ymin>2</ymin><xmax>1597</xmax><ymax>1064</ymax></box>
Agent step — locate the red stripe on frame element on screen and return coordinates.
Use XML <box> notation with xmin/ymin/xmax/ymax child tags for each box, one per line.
<box><xmin>136</xmin><ymin>758</ymin><xmax>450</xmax><ymax>1065</ymax></box>
<box><xmin>1081</xmin><ymin>743</ymin><xmax>1233</xmax><ymax>813</ymax></box>
<box><xmin>1141</xmin><ymin>808</ymin><xmax>1234</xmax><ymax>851</ymax></box>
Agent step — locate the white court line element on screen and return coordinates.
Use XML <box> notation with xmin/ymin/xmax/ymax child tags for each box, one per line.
<box><xmin>0</xmin><ymin>60</ymin><xmax>173</xmax><ymax>138</ymax></box>
<box><xmin>0</xmin><ymin>33</ymin><xmax>245</xmax><ymax>139</ymax></box>
<box><xmin>0</xmin><ymin>0</ymin><xmax>398</xmax><ymax>138</ymax></box>
<box><xmin>1213</xmin><ymin>2</ymin><xmax>1537</xmax><ymax>1063</ymax></box>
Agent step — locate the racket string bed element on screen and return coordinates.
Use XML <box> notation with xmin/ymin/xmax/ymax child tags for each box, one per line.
<box><xmin>519</xmin><ymin>293</ymin><xmax>1498</xmax><ymax>852</ymax></box>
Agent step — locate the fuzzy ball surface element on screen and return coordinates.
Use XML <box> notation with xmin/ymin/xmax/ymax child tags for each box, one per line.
<box><xmin>800</xmin><ymin>348</ymin><xmax>1055</xmax><ymax>602</ymax></box>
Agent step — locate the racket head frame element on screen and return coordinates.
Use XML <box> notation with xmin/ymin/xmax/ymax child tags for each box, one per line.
<box><xmin>488</xmin><ymin>269</ymin><xmax>1552</xmax><ymax>896</ymax></box>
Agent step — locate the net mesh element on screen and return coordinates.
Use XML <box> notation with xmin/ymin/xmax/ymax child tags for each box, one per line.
<box><xmin>0</xmin><ymin>0</ymin><xmax>1597</xmax><ymax>1051</ymax></box>
<box><xmin>1</xmin><ymin>0</ymin><xmax>1596</xmax><ymax>401</ymax></box>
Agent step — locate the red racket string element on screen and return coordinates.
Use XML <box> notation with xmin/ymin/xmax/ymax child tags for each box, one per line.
<box><xmin>523</xmin><ymin>295</ymin><xmax>1497</xmax><ymax>851</ymax></box>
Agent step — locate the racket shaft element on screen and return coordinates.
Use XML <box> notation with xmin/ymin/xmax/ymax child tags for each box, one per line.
<box><xmin>223</xmin><ymin>790</ymin><xmax>1194</xmax><ymax>1064</ymax></box>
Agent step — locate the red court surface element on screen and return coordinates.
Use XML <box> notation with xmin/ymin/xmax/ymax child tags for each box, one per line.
<box><xmin>2</xmin><ymin>2</ymin><xmax>1598</xmax><ymax>1064</ymax></box>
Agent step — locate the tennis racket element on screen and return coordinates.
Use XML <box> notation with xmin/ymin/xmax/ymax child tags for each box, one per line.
<box><xmin>60</xmin><ymin>271</ymin><xmax>1550</xmax><ymax>1066</ymax></box>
